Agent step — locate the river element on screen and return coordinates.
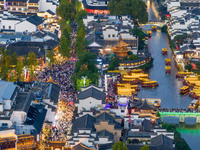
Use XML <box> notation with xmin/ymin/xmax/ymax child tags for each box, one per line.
<box><xmin>145</xmin><ymin>2</ymin><xmax>200</xmax><ymax>150</ymax></box>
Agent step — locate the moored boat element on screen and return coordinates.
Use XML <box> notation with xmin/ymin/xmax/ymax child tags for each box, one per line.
<box><xmin>162</xmin><ymin>48</ymin><xmax>167</xmax><ymax>55</ymax></box>
<box><xmin>176</xmin><ymin>72</ymin><xmax>193</xmax><ymax>78</ymax></box>
<box><xmin>180</xmin><ymin>86</ymin><xmax>189</xmax><ymax>94</ymax></box>
<box><xmin>152</xmin><ymin>26</ymin><xmax>157</xmax><ymax>31</ymax></box>
<box><xmin>189</xmin><ymin>99</ymin><xmax>200</xmax><ymax>109</ymax></box>
<box><xmin>147</xmin><ymin>30</ymin><xmax>152</xmax><ymax>37</ymax></box>
<box><xmin>142</xmin><ymin>81</ymin><xmax>158</xmax><ymax>87</ymax></box>
<box><xmin>165</xmin><ymin>58</ymin><xmax>171</xmax><ymax>65</ymax></box>
<box><xmin>165</xmin><ymin>66</ymin><xmax>171</xmax><ymax>74</ymax></box>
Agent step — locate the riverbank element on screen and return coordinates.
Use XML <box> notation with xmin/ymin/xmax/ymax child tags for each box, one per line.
<box><xmin>162</xmin><ymin>123</ymin><xmax>191</xmax><ymax>150</ymax></box>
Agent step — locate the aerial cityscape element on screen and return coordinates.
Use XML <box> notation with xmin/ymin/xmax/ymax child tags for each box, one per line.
<box><xmin>0</xmin><ymin>0</ymin><xmax>199</xmax><ymax>149</ymax></box>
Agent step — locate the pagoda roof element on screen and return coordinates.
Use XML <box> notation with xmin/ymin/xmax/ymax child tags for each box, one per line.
<box><xmin>138</xmin><ymin>99</ymin><xmax>154</xmax><ymax>110</ymax></box>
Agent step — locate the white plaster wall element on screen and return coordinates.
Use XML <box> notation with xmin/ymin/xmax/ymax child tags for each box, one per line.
<box><xmin>121</xmin><ymin>33</ymin><xmax>136</xmax><ymax>39</ymax></box>
<box><xmin>45</xmin><ymin>107</ymin><xmax>55</xmax><ymax>122</ymax></box>
<box><xmin>0</xmin><ymin>19</ymin><xmax>20</xmax><ymax>30</ymax></box>
<box><xmin>39</xmin><ymin>0</ymin><xmax>57</xmax><ymax>13</ymax></box>
<box><xmin>103</xmin><ymin>29</ymin><xmax>118</xmax><ymax>40</ymax></box>
<box><xmin>0</xmin><ymin>103</ymin><xmax>3</xmax><ymax>112</ymax></box>
<box><xmin>77</xmin><ymin>97</ymin><xmax>103</xmax><ymax>113</ymax></box>
<box><xmin>11</xmin><ymin>111</ymin><xmax>27</xmax><ymax>125</ymax></box>
<box><xmin>4</xmin><ymin>100</ymin><xmax>11</xmax><ymax>110</ymax></box>
<box><xmin>15</xmin><ymin>21</ymin><xmax>37</xmax><ymax>33</ymax></box>
<box><xmin>95</xmin><ymin>137</ymin><xmax>112</xmax><ymax>144</ymax></box>
<box><xmin>0</xmin><ymin>120</ymin><xmax>12</xmax><ymax>128</ymax></box>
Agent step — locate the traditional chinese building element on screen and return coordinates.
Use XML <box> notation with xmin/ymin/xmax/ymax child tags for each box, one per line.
<box><xmin>128</xmin><ymin>99</ymin><xmax>158</xmax><ymax>121</ymax></box>
<box><xmin>111</xmin><ymin>35</ymin><xmax>130</xmax><ymax>58</ymax></box>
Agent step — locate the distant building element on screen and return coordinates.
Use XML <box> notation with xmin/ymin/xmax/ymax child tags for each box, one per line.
<box><xmin>38</xmin><ymin>0</ymin><xmax>59</xmax><ymax>13</ymax></box>
<box><xmin>82</xmin><ymin>0</ymin><xmax>110</xmax><ymax>14</ymax></box>
<box><xmin>84</xmin><ymin>15</ymin><xmax>138</xmax><ymax>55</ymax></box>
<box><xmin>15</xmin><ymin>15</ymin><xmax>44</xmax><ymax>33</ymax></box>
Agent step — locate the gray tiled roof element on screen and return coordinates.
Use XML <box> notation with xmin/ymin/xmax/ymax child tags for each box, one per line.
<box><xmin>77</xmin><ymin>87</ymin><xmax>106</xmax><ymax>103</ymax></box>
<box><xmin>138</xmin><ymin>100</ymin><xmax>154</xmax><ymax>110</ymax></box>
<box><xmin>96</xmin><ymin>130</ymin><xmax>113</xmax><ymax>141</ymax></box>
<box><xmin>26</xmin><ymin>15</ymin><xmax>43</xmax><ymax>26</ymax></box>
<box><xmin>151</xmin><ymin>134</ymin><xmax>173</xmax><ymax>150</ymax></box>
<box><xmin>0</xmin><ymin>81</ymin><xmax>17</xmax><ymax>102</ymax></box>
<box><xmin>71</xmin><ymin>114</ymin><xmax>95</xmax><ymax>134</ymax></box>
<box><xmin>14</xmin><ymin>92</ymin><xmax>34</xmax><ymax>112</ymax></box>
<box><xmin>48</xmin><ymin>83</ymin><xmax>60</xmax><ymax>104</ymax></box>
<box><xmin>95</xmin><ymin>112</ymin><xmax>122</xmax><ymax>129</ymax></box>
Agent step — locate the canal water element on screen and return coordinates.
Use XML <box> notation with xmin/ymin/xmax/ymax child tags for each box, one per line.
<box><xmin>145</xmin><ymin>3</ymin><xmax>200</xmax><ymax>150</ymax></box>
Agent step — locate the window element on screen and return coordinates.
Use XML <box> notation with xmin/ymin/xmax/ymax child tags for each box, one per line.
<box><xmin>9</xmin><ymin>26</ymin><xmax>11</xmax><ymax>29</ymax></box>
<box><xmin>2</xmin><ymin>123</ymin><xmax>8</xmax><ymax>127</ymax></box>
<box><xmin>112</xmin><ymin>34</ymin><xmax>115</xmax><ymax>37</ymax></box>
<box><xmin>108</xmin><ymin>34</ymin><xmax>110</xmax><ymax>38</ymax></box>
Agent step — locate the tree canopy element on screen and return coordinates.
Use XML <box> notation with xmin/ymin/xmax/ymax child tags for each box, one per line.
<box><xmin>56</xmin><ymin>1</ymin><xmax>76</xmax><ymax>22</ymax></box>
<box><xmin>75</xmin><ymin>20</ymin><xmax>87</xmax><ymax>57</ymax></box>
<box><xmin>132</xmin><ymin>27</ymin><xmax>146</xmax><ymax>50</ymax></box>
<box><xmin>140</xmin><ymin>144</ymin><xmax>149</xmax><ymax>150</ymax></box>
<box><xmin>71</xmin><ymin>51</ymin><xmax>99</xmax><ymax>90</ymax></box>
<box><xmin>108</xmin><ymin>57</ymin><xmax>120</xmax><ymax>70</ymax></box>
<box><xmin>59</xmin><ymin>24</ymin><xmax>71</xmax><ymax>57</ymax></box>
<box><xmin>112</xmin><ymin>141</ymin><xmax>128</xmax><ymax>150</ymax></box>
<box><xmin>107</xmin><ymin>0</ymin><xmax>148</xmax><ymax>23</ymax></box>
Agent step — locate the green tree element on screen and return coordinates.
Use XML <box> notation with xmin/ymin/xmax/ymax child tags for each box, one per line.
<box><xmin>23</xmin><ymin>55</ymin><xmax>28</xmax><ymax>66</ymax></box>
<box><xmin>27</xmin><ymin>52</ymin><xmax>37</xmax><ymax>67</ymax></box>
<box><xmin>59</xmin><ymin>24</ymin><xmax>71</xmax><ymax>57</ymax></box>
<box><xmin>129</xmin><ymin>54</ymin><xmax>139</xmax><ymax>61</ymax></box>
<box><xmin>75</xmin><ymin>20</ymin><xmax>87</xmax><ymax>57</ymax></box>
<box><xmin>12</xmin><ymin>52</ymin><xmax>18</xmax><ymax>66</ymax></box>
<box><xmin>72</xmin><ymin>52</ymin><xmax>99</xmax><ymax>90</ymax></box>
<box><xmin>16</xmin><ymin>60</ymin><xmax>24</xmax><ymax>81</ymax></box>
<box><xmin>108</xmin><ymin>0</ymin><xmax>148</xmax><ymax>23</ymax></box>
<box><xmin>161</xmin><ymin>25</ymin><xmax>168</xmax><ymax>34</ymax></box>
<box><xmin>56</xmin><ymin>1</ymin><xmax>76</xmax><ymax>22</ymax></box>
<box><xmin>132</xmin><ymin>27</ymin><xmax>146</xmax><ymax>50</ymax></box>
<box><xmin>112</xmin><ymin>141</ymin><xmax>128</xmax><ymax>150</ymax></box>
<box><xmin>47</xmin><ymin>50</ymin><xmax>55</xmax><ymax>65</ymax></box>
<box><xmin>108</xmin><ymin>57</ymin><xmax>120</xmax><ymax>70</ymax></box>
<box><xmin>185</xmin><ymin>63</ymin><xmax>192</xmax><ymax>71</ymax></box>
<box><xmin>27</xmin><ymin>52</ymin><xmax>37</xmax><ymax>81</ymax></box>
<box><xmin>76</xmin><ymin>77</ymin><xmax>92</xmax><ymax>91</ymax></box>
<box><xmin>76</xmin><ymin>9</ymin><xmax>88</xmax><ymax>22</ymax></box>
<box><xmin>140</xmin><ymin>144</ymin><xmax>149</xmax><ymax>150</ymax></box>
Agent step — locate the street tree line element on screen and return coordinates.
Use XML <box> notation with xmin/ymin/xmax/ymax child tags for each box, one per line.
<box><xmin>108</xmin><ymin>0</ymin><xmax>148</xmax><ymax>23</ymax></box>
<box><xmin>0</xmin><ymin>49</ymin><xmax>38</xmax><ymax>81</ymax></box>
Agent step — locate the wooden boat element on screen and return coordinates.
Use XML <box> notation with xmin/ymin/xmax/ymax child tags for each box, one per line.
<box><xmin>165</xmin><ymin>66</ymin><xmax>171</xmax><ymax>74</ymax></box>
<box><xmin>147</xmin><ymin>31</ymin><xmax>152</xmax><ymax>37</ymax></box>
<box><xmin>162</xmin><ymin>48</ymin><xmax>167</xmax><ymax>55</ymax></box>
<box><xmin>189</xmin><ymin>99</ymin><xmax>200</xmax><ymax>109</ymax></box>
<box><xmin>152</xmin><ymin>26</ymin><xmax>157</xmax><ymax>31</ymax></box>
<box><xmin>165</xmin><ymin>58</ymin><xmax>171</xmax><ymax>65</ymax></box>
<box><xmin>176</xmin><ymin>72</ymin><xmax>193</xmax><ymax>78</ymax></box>
<box><xmin>142</xmin><ymin>81</ymin><xmax>158</xmax><ymax>87</ymax></box>
<box><xmin>180</xmin><ymin>86</ymin><xmax>189</xmax><ymax>94</ymax></box>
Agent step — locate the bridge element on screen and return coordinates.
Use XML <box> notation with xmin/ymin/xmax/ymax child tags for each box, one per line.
<box><xmin>159</xmin><ymin>112</ymin><xmax>200</xmax><ymax>124</ymax></box>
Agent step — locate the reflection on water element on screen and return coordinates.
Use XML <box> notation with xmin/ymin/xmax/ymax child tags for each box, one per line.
<box><xmin>145</xmin><ymin>4</ymin><xmax>200</xmax><ymax>148</ymax></box>
<box><xmin>138</xmin><ymin>31</ymin><xmax>192</xmax><ymax>108</ymax></box>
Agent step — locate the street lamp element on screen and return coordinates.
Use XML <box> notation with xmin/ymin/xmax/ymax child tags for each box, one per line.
<box><xmin>82</xmin><ymin>76</ymin><xmax>87</xmax><ymax>87</ymax></box>
<box><xmin>43</xmin><ymin>45</ymin><xmax>48</xmax><ymax>66</ymax></box>
<box><xmin>23</xmin><ymin>67</ymin><xmax>27</xmax><ymax>82</ymax></box>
